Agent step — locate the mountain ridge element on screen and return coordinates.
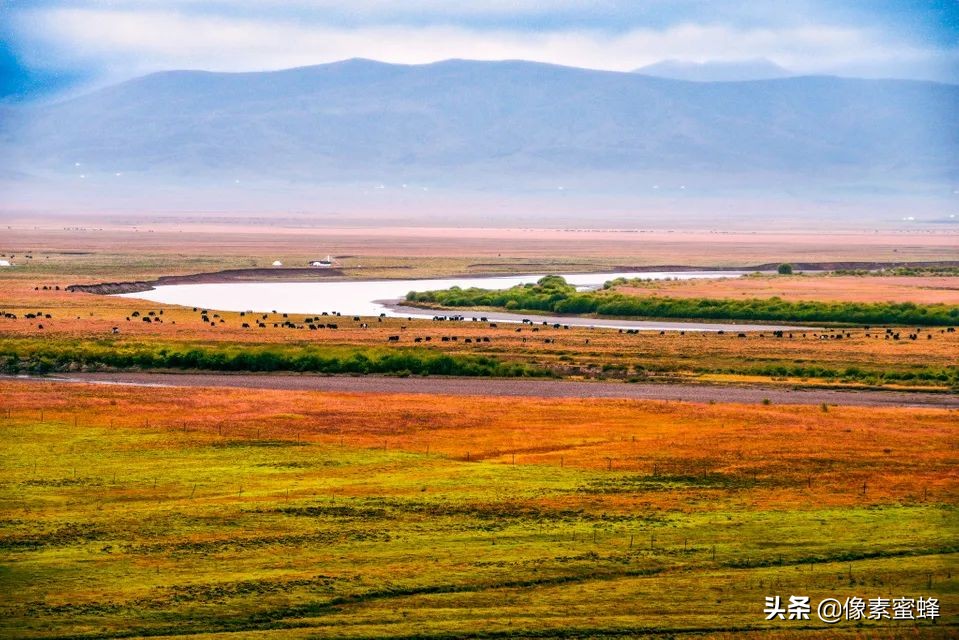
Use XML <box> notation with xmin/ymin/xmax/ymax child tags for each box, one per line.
<box><xmin>633</xmin><ymin>58</ymin><xmax>794</xmax><ymax>82</ymax></box>
<box><xmin>2</xmin><ymin>58</ymin><xmax>956</xmax><ymax>216</ymax></box>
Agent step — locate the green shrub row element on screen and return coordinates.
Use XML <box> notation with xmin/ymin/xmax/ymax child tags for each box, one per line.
<box><xmin>408</xmin><ymin>275</ymin><xmax>959</xmax><ymax>326</ymax></box>
<box><xmin>736</xmin><ymin>364</ymin><xmax>958</xmax><ymax>387</ymax></box>
<box><xmin>0</xmin><ymin>339</ymin><xmax>550</xmax><ymax>378</ymax></box>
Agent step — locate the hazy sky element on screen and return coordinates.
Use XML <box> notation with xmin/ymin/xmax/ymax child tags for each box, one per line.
<box><xmin>2</xmin><ymin>0</ymin><xmax>957</xmax><ymax>99</ymax></box>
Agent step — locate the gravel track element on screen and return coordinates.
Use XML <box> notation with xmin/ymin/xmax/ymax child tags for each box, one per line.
<box><xmin>12</xmin><ymin>373</ymin><xmax>958</xmax><ymax>409</ymax></box>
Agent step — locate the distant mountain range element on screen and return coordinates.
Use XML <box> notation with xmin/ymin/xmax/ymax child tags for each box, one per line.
<box><xmin>1</xmin><ymin>58</ymin><xmax>956</xmax><ymax>222</ymax></box>
<box><xmin>633</xmin><ymin>58</ymin><xmax>793</xmax><ymax>82</ymax></box>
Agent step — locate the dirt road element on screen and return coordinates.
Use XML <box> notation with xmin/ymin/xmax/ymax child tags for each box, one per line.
<box><xmin>14</xmin><ymin>373</ymin><xmax>958</xmax><ymax>409</ymax></box>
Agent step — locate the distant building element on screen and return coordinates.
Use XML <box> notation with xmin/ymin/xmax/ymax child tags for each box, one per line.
<box><xmin>272</xmin><ymin>260</ymin><xmax>283</xmax><ymax>267</ymax></box>
<box><xmin>0</xmin><ymin>260</ymin><xmax>11</xmax><ymax>267</ymax></box>
<box><xmin>309</xmin><ymin>255</ymin><xmax>335</xmax><ymax>268</ymax></box>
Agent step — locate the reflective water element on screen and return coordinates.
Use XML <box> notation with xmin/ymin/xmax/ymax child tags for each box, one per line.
<box><xmin>117</xmin><ymin>271</ymin><xmax>808</xmax><ymax>331</ymax></box>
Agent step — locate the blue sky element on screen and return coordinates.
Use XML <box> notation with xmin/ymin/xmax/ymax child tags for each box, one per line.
<box><xmin>2</xmin><ymin>0</ymin><xmax>957</xmax><ymax>99</ymax></box>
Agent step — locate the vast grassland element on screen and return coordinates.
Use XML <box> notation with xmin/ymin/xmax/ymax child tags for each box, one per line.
<box><xmin>1</xmin><ymin>380</ymin><xmax>956</xmax><ymax>638</ymax></box>
<box><xmin>1</xmin><ymin>320</ymin><xmax>958</xmax><ymax>389</ymax></box>
<box><xmin>2</xmin><ymin>248</ymin><xmax>958</xmax><ymax>391</ymax></box>
<box><xmin>1</xmin><ymin>224</ymin><xmax>957</xmax><ymax>638</ymax></box>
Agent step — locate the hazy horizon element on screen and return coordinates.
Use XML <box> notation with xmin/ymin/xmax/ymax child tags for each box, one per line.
<box><xmin>1</xmin><ymin>1</ymin><xmax>956</xmax><ymax>229</ymax></box>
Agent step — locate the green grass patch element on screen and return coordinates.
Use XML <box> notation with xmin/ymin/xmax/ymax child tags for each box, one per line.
<box><xmin>0</xmin><ymin>417</ymin><xmax>954</xmax><ymax>638</ymax></box>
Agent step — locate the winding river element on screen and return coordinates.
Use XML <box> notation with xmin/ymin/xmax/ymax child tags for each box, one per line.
<box><xmin>117</xmin><ymin>271</ymin><xmax>808</xmax><ymax>332</ymax></box>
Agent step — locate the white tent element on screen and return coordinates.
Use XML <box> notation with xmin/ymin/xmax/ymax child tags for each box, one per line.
<box><xmin>0</xmin><ymin>260</ymin><xmax>11</xmax><ymax>267</ymax></box>
<box><xmin>272</xmin><ymin>260</ymin><xmax>283</xmax><ymax>267</ymax></box>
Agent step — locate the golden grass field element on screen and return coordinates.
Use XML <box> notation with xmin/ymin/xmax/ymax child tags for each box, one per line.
<box><xmin>0</xmin><ymin>380</ymin><xmax>956</xmax><ymax>638</ymax></box>
<box><xmin>0</xmin><ymin>224</ymin><xmax>957</xmax><ymax>638</ymax></box>
<box><xmin>616</xmin><ymin>274</ymin><xmax>959</xmax><ymax>305</ymax></box>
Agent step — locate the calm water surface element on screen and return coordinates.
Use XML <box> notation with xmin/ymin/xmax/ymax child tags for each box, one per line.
<box><xmin>117</xmin><ymin>271</ymin><xmax>808</xmax><ymax>331</ymax></box>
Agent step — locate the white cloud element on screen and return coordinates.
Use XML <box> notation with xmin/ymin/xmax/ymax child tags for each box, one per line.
<box><xmin>23</xmin><ymin>1</ymin><xmax>629</xmax><ymax>20</ymax></box>
<box><xmin>12</xmin><ymin>6</ymin><xmax>950</xmax><ymax>80</ymax></box>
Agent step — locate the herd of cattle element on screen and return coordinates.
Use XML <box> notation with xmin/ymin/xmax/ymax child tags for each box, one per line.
<box><xmin>2</xmin><ymin>303</ymin><xmax>955</xmax><ymax>344</ymax></box>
